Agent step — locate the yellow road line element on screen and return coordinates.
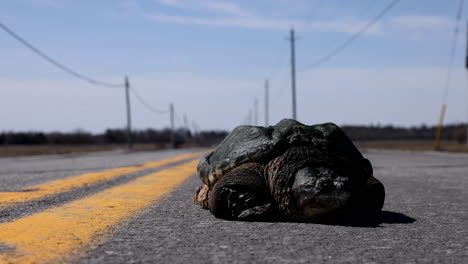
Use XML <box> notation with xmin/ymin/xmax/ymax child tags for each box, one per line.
<box><xmin>0</xmin><ymin>151</ymin><xmax>204</xmax><ymax>208</ymax></box>
<box><xmin>0</xmin><ymin>159</ymin><xmax>198</xmax><ymax>264</ymax></box>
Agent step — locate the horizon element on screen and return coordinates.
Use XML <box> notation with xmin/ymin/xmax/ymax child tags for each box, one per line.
<box><xmin>1</xmin><ymin>119</ymin><xmax>467</xmax><ymax>134</ymax></box>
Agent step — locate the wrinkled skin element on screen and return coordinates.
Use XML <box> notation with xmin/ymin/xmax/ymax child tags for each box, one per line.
<box><xmin>194</xmin><ymin>119</ymin><xmax>385</xmax><ymax>223</ymax></box>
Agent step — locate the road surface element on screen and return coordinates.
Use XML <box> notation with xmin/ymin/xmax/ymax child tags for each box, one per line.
<box><xmin>0</xmin><ymin>148</ymin><xmax>466</xmax><ymax>263</ymax></box>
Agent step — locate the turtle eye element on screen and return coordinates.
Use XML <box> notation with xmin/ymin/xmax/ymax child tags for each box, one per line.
<box><xmin>292</xmin><ymin>167</ymin><xmax>318</xmax><ymax>195</ymax></box>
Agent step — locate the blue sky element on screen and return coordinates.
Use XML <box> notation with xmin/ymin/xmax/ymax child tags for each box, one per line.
<box><xmin>1</xmin><ymin>0</ymin><xmax>468</xmax><ymax>132</ymax></box>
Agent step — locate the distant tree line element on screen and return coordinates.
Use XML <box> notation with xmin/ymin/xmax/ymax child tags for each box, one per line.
<box><xmin>1</xmin><ymin>123</ymin><xmax>467</xmax><ymax>146</ymax></box>
<box><xmin>341</xmin><ymin>123</ymin><xmax>467</xmax><ymax>143</ymax></box>
<box><xmin>0</xmin><ymin>128</ymin><xmax>229</xmax><ymax>147</ymax></box>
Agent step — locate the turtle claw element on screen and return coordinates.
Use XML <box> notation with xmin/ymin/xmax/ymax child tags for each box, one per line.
<box><xmin>207</xmin><ymin>163</ymin><xmax>274</xmax><ymax>220</ymax></box>
<box><xmin>237</xmin><ymin>203</ymin><xmax>275</xmax><ymax>221</ymax></box>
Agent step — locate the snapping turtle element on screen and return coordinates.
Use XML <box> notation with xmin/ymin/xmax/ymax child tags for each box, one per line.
<box><xmin>194</xmin><ymin>119</ymin><xmax>385</xmax><ymax>223</ymax></box>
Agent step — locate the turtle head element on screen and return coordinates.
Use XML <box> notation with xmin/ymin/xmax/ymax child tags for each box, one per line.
<box><xmin>266</xmin><ymin>145</ymin><xmax>374</xmax><ymax>222</ymax></box>
<box><xmin>292</xmin><ymin>166</ymin><xmax>352</xmax><ymax>220</ymax></box>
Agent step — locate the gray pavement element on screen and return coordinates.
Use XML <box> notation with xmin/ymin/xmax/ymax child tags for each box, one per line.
<box><xmin>0</xmin><ymin>148</ymin><xmax>206</xmax><ymax>223</ymax></box>
<box><xmin>79</xmin><ymin>149</ymin><xmax>468</xmax><ymax>264</ymax></box>
<box><xmin>0</xmin><ymin>148</ymin><xmax>204</xmax><ymax>191</ymax></box>
<box><xmin>1</xmin><ymin>149</ymin><xmax>467</xmax><ymax>263</ymax></box>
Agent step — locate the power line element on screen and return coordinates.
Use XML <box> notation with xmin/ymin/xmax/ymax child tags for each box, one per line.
<box><xmin>299</xmin><ymin>0</ymin><xmax>401</xmax><ymax>71</ymax></box>
<box><xmin>129</xmin><ymin>87</ymin><xmax>169</xmax><ymax>114</ymax></box>
<box><xmin>0</xmin><ymin>20</ymin><xmax>123</xmax><ymax>88</ymax></box>
<box><xmin>316</xmin><ymin>0</ymin><xmax>379</xmax><ymax>51</ymax></box>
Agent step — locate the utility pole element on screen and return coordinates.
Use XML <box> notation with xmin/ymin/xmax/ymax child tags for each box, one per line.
<box><xmin>183</xmin><ymin>114</ymin><xmax>190</xmax><ymax>135</ymax></box>
<box><xmin>192</xmin><ymin>121</ymin><xmax>201</xmax><ymax>144</ymax></box>
<box><xmin>124</xmin><ymin>76</ymin><xmax>132</xmax><ymax>151</ymax></box>
<box><xmin>289</xmin><ymin>28</ymin><xmax>297</xmax><ymax>120</ymax></box>
<box><xmin>184</xmin><ymin>114</ymin><xmax>189</xmax><ymax>131</ymax></box>
<box><xmin>265</xmin><ymin>79</ymin><xmax>269</xmax><ymax>126</ymax></box>
<box><xmin>254</xmin><ymin>97</ymin><xmax>258</xmax><ymax>126</ymax></box>
<box><xmin>466</xmin><ymin>20</ymin><xmax>468</xmax><ymax>145</ymax></box>
<box><xmin>191</xmin><ymin>121</ymin><xmax>198</xmax><ymax>144</ymax></box>
<box><xmin>434</xmin><ymin>104</ymin><xmax>446</xmax><ymax>150</ymax></box>
<box><xmin>170</xmin><ymin>103</ymin><xmax>175</xmax><ymax>148</ymax></box>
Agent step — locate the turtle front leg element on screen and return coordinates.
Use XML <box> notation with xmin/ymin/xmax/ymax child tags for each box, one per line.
<box><xmin>193</xmin><ymin>184</ymin><xmax>210</xmax><ymax>209</ymax></box>
<box><xmin>208</xmin><ymin>163</ymin><xmax>276</xmax><ymax>221</ymax></box>
<box><xmin>347</xmin><ymin>176</ymin><xmax>385</xmax><ymax>220</ymax></box>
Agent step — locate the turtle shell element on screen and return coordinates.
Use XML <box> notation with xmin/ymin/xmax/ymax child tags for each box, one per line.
<box><xmin>198</xmin><ymin>119</ymin><xmax>364</xmax><ymax>188</ymax></box>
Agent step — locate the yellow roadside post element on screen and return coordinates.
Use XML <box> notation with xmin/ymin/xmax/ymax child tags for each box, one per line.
<box><xmin>434</xmin><ymin>104</ymin><xmax>447</xmax><ymax>150</ymax></box>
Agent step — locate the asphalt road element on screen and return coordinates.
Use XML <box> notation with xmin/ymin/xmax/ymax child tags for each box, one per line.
<box><xmin>1</xmin><ymin>148</ymin><xmax>467</xmax><ymax>263</ymax></box>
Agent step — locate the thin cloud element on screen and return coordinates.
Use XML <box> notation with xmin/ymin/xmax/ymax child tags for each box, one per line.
<box><xmin>146</xmin><ymin>12</ymin><xmax>454</xmax><ymax>37</ymax></box>
<box><xmin>154</xmin><ymin>0</ymin><xmax>250</xmax><ymax>17</ymax></box>
<box><xmin>24</xmin><ymin>0</ymin><xmax>58</xmax><ymax>6</ymax></box>
<box><xmin>148</xmin><ymin>1</ymin><xmax>453</xmax><ymax>36</ymax></box>
<box><xmin>145</xmin><ymin>12</ymin><xmax>383</xmax><ymax>34</ymax></box>
<box><xmin>389</xmin><ymin>15</ymin><xmax>453</xmax><ymax>31</ymax></box>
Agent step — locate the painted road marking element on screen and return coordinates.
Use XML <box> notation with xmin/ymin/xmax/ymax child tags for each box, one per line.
<box><xmin>0</xmin><ymin>151</ymin><xmax>204</xmax><ymax>208</ymax></box>
<box><xmin>0</xmin><ymin>159</ymin><xmax>198</xmax><ymax>264</ymax></box>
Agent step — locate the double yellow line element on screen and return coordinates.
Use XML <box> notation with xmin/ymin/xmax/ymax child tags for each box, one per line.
<box><xmin>0</xmin><ymin>151</ymin><xmax>204</xmax><ymax>263</ymax></box>
<box><xmin>0</xmin><ymin>151</ymin><xmax>204</xmax><ymax>208</ymax></box>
